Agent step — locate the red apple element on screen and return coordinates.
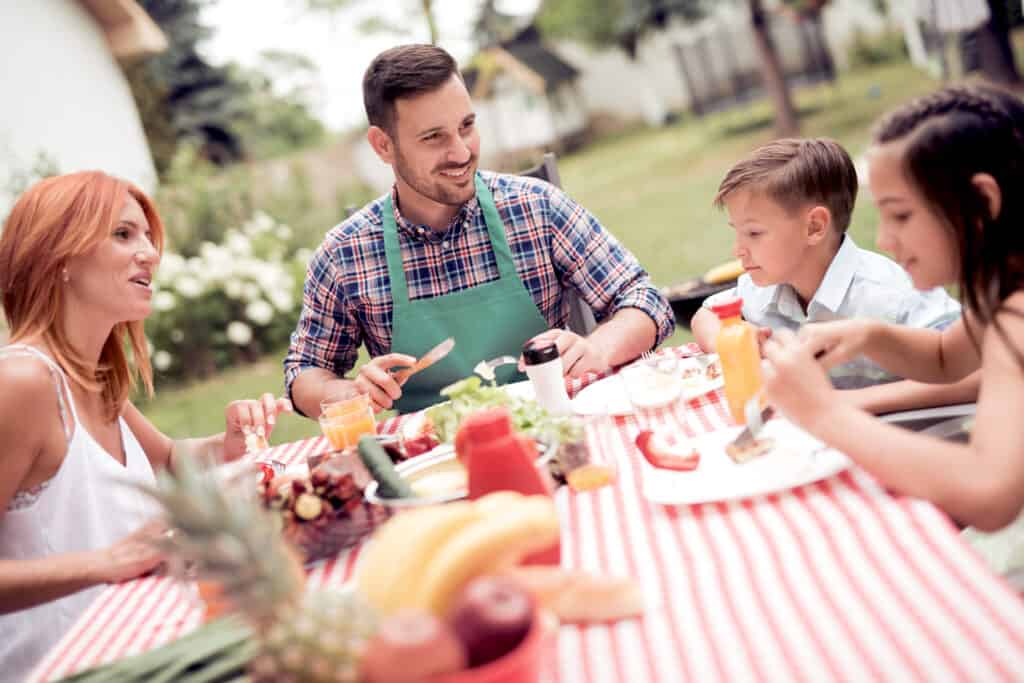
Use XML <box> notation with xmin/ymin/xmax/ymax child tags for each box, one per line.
<box><xmin>359</xmin><ymin>609</ymin><xmax>466</xmax><ymax>682</ymax></box>
<box><xmin>448</xmin><ymin>576</ymin><xmax>535</xmax><ymax>668</ymax></box>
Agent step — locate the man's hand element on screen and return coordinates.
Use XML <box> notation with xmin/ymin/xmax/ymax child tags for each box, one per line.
<box><xmin>520</xmin><ymin>329</ymin><xmax>611</xmax><ymax>379</ymax></box>
<box><xmin>351</xmin><ymin>353</ymin><xmax>417</xmax><ymax>413</ymax></box>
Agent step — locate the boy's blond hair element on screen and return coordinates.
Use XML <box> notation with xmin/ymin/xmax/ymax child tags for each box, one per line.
<box><xmin>714</xmin><ymin>138</ymin><xmax>858</xmax><ymax>233</ymax></box>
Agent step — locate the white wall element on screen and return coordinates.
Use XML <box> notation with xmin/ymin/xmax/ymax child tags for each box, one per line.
<box><xmin>0</xmin><ymin>0</ymin><xmax>158</xmax><ymax>215</ymax></box>
<box><xmin>553</xmin><ymin>0</ymin><xmax>892</xmax><ymax>125</ymax></box>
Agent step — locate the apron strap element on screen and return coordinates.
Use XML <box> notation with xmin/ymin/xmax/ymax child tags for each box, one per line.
<box><xmin>381</xmin><ymin>195</ymin><xmax>411</xmax><ymax>307</ymax></box>
<box><xmin>474</xmin><ymin>174</ymin><xmax>520</xmax><ymax>282</ymax></box>
<box><xmin>381</xmin><ymin>174</ymin><xmax>520</xmax><ymax>308</ymax></box>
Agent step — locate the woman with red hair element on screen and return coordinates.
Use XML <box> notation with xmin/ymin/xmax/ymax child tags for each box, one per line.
<box><xmin>0</xmin><ymin>171</ymin><xmax>291</xmax><ymax>679</ymax></box>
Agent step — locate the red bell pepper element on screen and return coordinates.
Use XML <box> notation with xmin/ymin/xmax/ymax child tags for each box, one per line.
<box><xmin>634</xmin><ymin>430</ymin><xmax>700</xmax><ymax>471</ymax></box>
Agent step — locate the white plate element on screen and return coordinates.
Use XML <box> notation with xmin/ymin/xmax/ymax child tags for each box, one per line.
<box><xmin>572</xmin><ymin>354</ymin><xmax>724</xmax><ymax>417</ymax></box>
<box><xmin>640</xmin><ymin>418</ymin><xmax>849</xmax><ymax>505</ymax></box>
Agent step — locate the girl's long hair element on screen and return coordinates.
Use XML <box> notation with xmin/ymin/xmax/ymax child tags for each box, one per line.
<box><xmin>873</xmin><ymin>84</ymin><xmax>1024</xmax><ymax>364</ymax></box>
<box><xmin>0</xmin><ymin>171</ymin><xmax>165</xmax><ymax>420</ymax></box>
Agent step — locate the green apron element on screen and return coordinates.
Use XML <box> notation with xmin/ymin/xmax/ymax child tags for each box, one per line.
<box><xmin>383</xmin><ymin>175</ymin><xmax>550</xmax><ymax>413</ymax></box>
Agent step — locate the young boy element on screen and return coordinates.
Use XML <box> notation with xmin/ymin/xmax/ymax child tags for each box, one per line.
<box><xmin>691</xmin><ymin>138</ymin><xmax>977</xmax><ymax>413</ymax></box>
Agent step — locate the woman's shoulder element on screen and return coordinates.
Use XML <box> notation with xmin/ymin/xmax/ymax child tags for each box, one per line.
<box><xmin>0</xmin><ymin>352</ymin><xmax>62</xmax><ymax>415</ymax></box>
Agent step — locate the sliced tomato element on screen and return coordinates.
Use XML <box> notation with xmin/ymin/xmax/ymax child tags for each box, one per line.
<box><xmin>634</xmin><ymin>430</ymin><xmax>700</xmax><ymax>471</ymax></box>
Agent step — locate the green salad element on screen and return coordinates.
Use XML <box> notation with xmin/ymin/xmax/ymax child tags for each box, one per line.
<box><xmin>425</xmin><ymin>376</ymin><xmax>582</xmax><ymax>445</ymax></box>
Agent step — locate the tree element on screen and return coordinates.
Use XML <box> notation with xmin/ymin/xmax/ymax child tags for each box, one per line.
<box><xmin>537</xmin><ymin>0</ymin><xmax>802</xmax><ymax>136</ymax></box>
<box><xmin>130</xmin><ymin>0</ymin><xmax>246</xmax><ymax>171</ymax></box>
<box><xmin>295</xmin><ymin>0</ymin><xmax>442</xmax><ymax>44</ymax></box>
<box><xmin>230</xmin><ymin>50</ymin><xmax>327</xmax><ymax>159</ymax></box>
<box><xmin>751</xmin><ymin>0</ymin><xmax>799</xmax><ymax>136</ymax></box>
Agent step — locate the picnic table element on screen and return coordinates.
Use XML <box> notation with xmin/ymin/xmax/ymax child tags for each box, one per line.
<box><xmin>29</xmin><ymin>344</ymin><xmax>1024</xmax><ymax>682</ymax></box>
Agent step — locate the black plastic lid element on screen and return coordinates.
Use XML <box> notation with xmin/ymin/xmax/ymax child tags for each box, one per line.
<box><xmin>522</xmin><ymin>340</ymin><xmax>559</xmax><ymax>365</ymax></box>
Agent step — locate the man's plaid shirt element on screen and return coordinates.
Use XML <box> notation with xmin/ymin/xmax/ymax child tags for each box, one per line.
<box><xmin>284</xmin><ymin>171</ymin><xmax>674</xmax><ymax>400</ymax></box>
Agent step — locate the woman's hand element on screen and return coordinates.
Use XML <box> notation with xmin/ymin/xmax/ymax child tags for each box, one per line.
<box><xmin>796</xmin><ymin>319</ymin><xmax>878</xmax><ymax>370</ymax></box>
<box><xmin>223</xmin><ymin>393</ymin><xmax>293</xmax><ymax>461</ymax></box>
<box><xmin>92</xmin><ymin>519</ymin><xmax>167</xmax><ymax>584</ymax></box>
<box><xmin>762</xmin><ymin>329</ymin><xmax>837</xmax><ymax>433</ymax></box>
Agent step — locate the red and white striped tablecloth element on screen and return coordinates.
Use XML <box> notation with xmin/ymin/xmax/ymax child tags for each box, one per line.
<box><xmin>29</xmin><ymin>345</ymin><xmax>1024</xmax><ymax>682</ymax></box>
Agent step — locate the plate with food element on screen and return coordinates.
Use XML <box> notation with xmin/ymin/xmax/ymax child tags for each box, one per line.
<box><xmin>571</xmin><ymin>354</ymin><xmax>724</xmax><ymax>416</ymax></box>
<box><xmin>638</xmin><ymin>418</ymin><xmax>849</xmax><ymax>505</ymax></box>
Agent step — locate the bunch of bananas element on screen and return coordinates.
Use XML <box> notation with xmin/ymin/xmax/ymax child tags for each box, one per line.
<box><xmin>356</xmin><ymin>492</ymin><xmax>559</xmax><ymax>616</ymax></box>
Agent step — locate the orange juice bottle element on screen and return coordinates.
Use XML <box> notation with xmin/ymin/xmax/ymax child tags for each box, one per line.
<box><xmin>197</xmin><ymin>580</ymin><xmax>229</xmax><ymax>621</ymax></box>
<box><xmin>710</xmin><ymin>297</ymin><xmax>762</xmax><ymax>425</ymax></box>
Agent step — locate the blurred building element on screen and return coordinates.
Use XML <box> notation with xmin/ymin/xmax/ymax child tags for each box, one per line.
<box><xmin>0</xmin><ymin>0</ymin><xmax>166</xmax><ymax>215</ymax></box>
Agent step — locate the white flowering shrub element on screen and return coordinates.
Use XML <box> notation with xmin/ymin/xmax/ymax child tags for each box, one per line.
<box><xmin>146</xmin><ymin>211</ymin><xmax>308</xmax><ymax>382</ymax></box>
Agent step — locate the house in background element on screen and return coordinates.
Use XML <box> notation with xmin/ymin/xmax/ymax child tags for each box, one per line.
<box><xmin>465</xmin><ymin>26</ymin><xmax>588</xmax><ymax>165</ymax></box>
<box><xmin>0</xmin><ymin>0</ymin><xmax>166</xmax><ymax>215</ymax></box>
<box><xmin>553</xmin><ymin>0</ymin><xmax>892</xmax><ymax>128</ymax></box>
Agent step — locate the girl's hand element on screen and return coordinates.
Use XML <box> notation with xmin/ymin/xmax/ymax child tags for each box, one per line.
<box><xmin>94</xmin><ymin>519</ymin><xmax>167</xmax><ymax>584</ymax></box>
<box><xmin>762</xmin><ymin>329</ymin><xmax>836</xmax><ymax>431</ymax></box>
<box><xmin>796</xmin><ymin>319</ymin><xmax>878</xmax><ymax>370</ymax></box>
<box><xmin>224</xmin><ymin>393</ymin><xmax>293</xmax><ymax>461</ymax></box>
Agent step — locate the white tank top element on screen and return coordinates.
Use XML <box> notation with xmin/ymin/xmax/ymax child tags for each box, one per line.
<box><xmin>0</xmin><ymin>345</ymin><xmax>159</xmax><ymax>682</ymax></box>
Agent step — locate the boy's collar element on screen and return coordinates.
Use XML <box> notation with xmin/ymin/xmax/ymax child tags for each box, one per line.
<box><xmin>812</xmin><ymin>234</ymin><xmax>859</xmax><ymax>314</ymax></box>
<box><xmin>764</xmin><ymin>235</ymin><xmax>858</xmax><ymax>318</ymax></box>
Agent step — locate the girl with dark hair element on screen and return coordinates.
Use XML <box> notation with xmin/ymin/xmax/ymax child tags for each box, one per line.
<box><xmin>759</xmin><ymin>84</ymin><xmax>1024</xmax><ymax>533</ymax></box>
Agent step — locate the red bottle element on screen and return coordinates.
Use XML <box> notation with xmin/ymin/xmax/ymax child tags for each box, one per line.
<box><xmin>457</xmin><ymin>407</ymin><xmax>560</xmax><ymax>565</ymax></box>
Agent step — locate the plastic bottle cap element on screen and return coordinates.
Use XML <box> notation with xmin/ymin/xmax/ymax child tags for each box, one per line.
<box><xmin>710</xmin><ymin>297</ymin><xmax>744</xmax><ymax>320</ymax></box>
<box><xmin>459</xmin><ymin>406</ymin><xmax>513</xmax><ymax>442</ymax></box>
<box><xmin>522</xmin><ymin>340</ymin><xmax>559</xmax><ymax>366</ymax></box>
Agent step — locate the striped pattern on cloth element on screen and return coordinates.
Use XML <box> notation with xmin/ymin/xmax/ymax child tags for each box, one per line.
<box><xmin>29</xmin><ymin>345</ymin><xmax>1024</xmax><ymax>683</ymax></box>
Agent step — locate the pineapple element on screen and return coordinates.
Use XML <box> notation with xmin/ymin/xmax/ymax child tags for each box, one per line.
<box><xmin>148</xmin><ymin>455</ymin><xmax>378</xmax><ymax>683</ymax></box>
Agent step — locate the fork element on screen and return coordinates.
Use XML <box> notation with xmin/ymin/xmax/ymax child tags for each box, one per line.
<box><xmin>640</xmin><ymin>350</ymin><xmax>678</xmax><ymax>374</ymax></box>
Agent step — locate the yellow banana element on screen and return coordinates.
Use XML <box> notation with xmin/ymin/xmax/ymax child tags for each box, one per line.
<box><xmin>355</xmin><ymin>502</ymin><xmax>482</xmax><ymax>614</ymax></box>
<box><xmin>412</xmin><ymin>496</ymin><xmax>560</xmax><ymax>615</ymax></box>
<box><xmin>472</xmin><ymin>490</ymin><xmax>525</xmax><ymax>514</ymax></box>
<box><xmin>703</xmin><ymin>258</ymin><xmax>744</xmax><ymax>284</ymax></box>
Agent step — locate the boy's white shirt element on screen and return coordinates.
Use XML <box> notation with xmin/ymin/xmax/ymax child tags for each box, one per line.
<box><xmin>703</xmin><ymin>235</ymin><xmax>961</xmax><ymax>388</ymax></box>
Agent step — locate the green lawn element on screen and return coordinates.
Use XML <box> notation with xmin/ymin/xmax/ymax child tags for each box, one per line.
<box><xmin>140</xmin><ymin>59</ymin><xmax>940</xmax><ymax>443</ymax></box>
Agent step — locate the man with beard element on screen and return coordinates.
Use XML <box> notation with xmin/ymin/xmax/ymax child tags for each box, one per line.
<box><xmin>285</xmin><ymin>44</ymin><xmax>674</xmax><ymax>415</ymax></box>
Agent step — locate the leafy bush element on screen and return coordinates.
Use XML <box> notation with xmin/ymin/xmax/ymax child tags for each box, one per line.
<box><xmin>146</xmin><ymin>210</ymin><xmax>311</xmax><ymax>384</ymax></box>
<box><xmin>847</xmin><ymin>29</ymin><xmax>909</xmax><ymax>69</ymax></box>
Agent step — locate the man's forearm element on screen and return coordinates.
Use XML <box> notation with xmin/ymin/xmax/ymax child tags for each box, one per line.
<box><xmin>291</xmin><ymin>367</ymin><xmax>353</xmax><ymax>419</ymax></box>
<box><xmin>588</xmin><ymin>308</ymin><xmax>658</xmax><ymax>367</ymax></box>
<box><xmin>844</xmin><ymin>370</ymin><xmax>981</xmax><ymax>416</ymax></box>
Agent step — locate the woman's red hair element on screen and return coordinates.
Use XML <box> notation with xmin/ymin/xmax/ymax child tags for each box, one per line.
<box><xmin>0</xmin><ymin>171</ymin><xmax>165</xmax><ymax>420</ymax></box>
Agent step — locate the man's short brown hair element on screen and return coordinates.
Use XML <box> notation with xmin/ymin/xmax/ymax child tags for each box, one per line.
<box><xmin>713</xmin><ymin>138</ymin><xmax>858</xmax><ymax>233</ymax></box>
<box><xmin>363</xmin><ymin>44</ymin><xmax>459</xmax><ymax>135</ymax></box>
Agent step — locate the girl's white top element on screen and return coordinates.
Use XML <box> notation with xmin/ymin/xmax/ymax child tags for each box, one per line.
<box><xmin>0</xmin><ymin>344</ymin><xmax>158</xmax><ymax>682</ymax></box>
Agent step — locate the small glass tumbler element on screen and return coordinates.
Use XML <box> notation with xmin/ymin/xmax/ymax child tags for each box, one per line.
<box><xmin>319</xmin><ymin>386</ymin><xmax>376</xmax><ymax>452</ymax></box>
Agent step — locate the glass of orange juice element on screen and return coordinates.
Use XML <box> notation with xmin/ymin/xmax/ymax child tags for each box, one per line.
<box><xmin>319</xmin><ymin>386</ymin><xmax>376</xmax><ymax>452</ymax></box>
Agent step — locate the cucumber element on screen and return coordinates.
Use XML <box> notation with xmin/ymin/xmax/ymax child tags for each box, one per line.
<box><xmin>358</xmin><ymin>435</ymin><xmax>415</xmax><ymax>499</ymax></box>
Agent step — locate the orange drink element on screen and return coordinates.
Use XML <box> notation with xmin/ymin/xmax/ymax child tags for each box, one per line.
<box><xmin>198</xmin><ymin>580</ymin><xmax>229</xmax><ymax>621</ymax></box>
<box><xmin>710</xmin><ymin>298</ymin><xmax>763</xmax><ymax>425</ymax></box>
<box><xmin>320</xmin><ymin>387</ymin><xmax>376</xmax><ymax>451</ymax></box>
<box><xmin>320</xmin><ymin>411</ymin><xmax>376</xmax><ymax>450</ymax></box>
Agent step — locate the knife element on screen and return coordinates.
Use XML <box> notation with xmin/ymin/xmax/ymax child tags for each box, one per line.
<box><xmin>391</xmin><ymin>337</ymin><xmax>455</xmax><ymax>385</ymax></box>
<box><xmin>729</xmin><ymin>399</ymin><xmax>774</xmax><ymax>451</ymax></box>
<box><xmin>728</xmin><ymin>348</ymin><xmax>826</xmax><ymax>451</ymax></box>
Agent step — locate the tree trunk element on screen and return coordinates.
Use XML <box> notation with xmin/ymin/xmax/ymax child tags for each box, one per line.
<box><xmin>748</xmin><ymin>0</ymin><xmax>799</xmax><ymax>137</ymax></box>
<box><xmin>973</xmin><ymin>0</ymin><xmax>1022</xmax><ymax>86</ymax></box>
<box><xmin>421</xmin><ymin>0</ymin><xmax>439</xmax><ymax>44</ymax></box>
